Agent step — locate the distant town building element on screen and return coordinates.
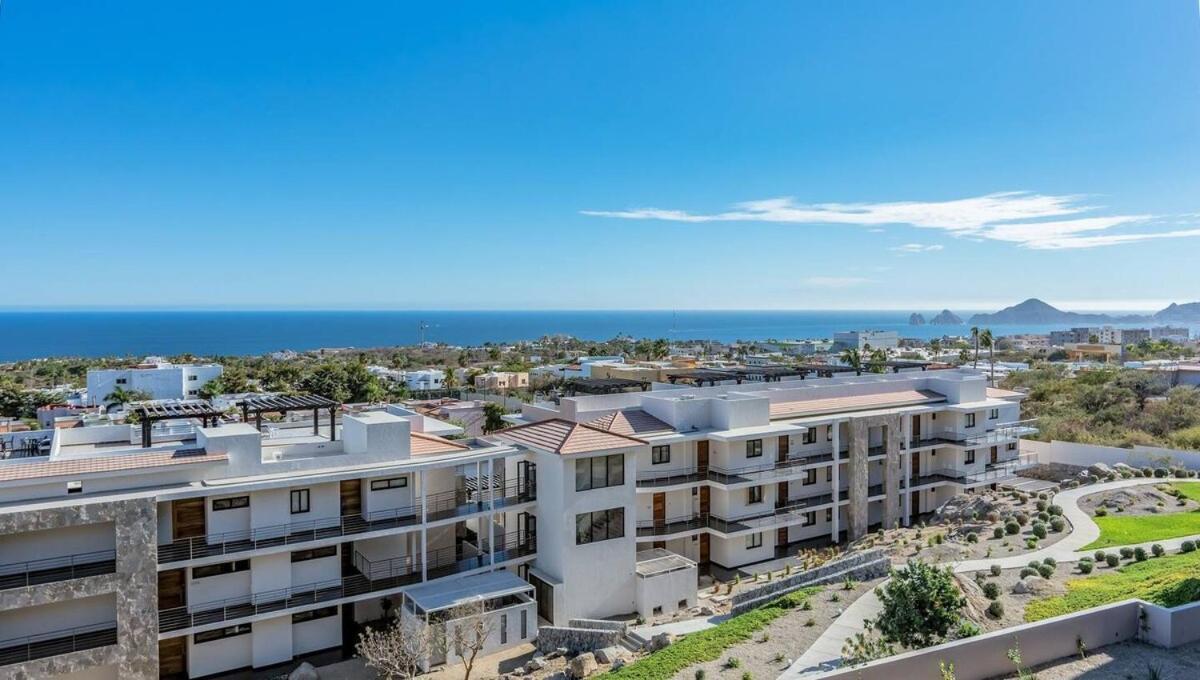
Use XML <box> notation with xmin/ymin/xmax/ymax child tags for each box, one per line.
<box><xmin>85</xmin><ymin>358</ymin><xmax>223</xmax><ymax>406</ymax></box>
<box><xmin>473</xmin><ymin>371</ymin><xmax>530</xmax><ymax>391</ymax></box>
<box><xmin>368</xmin><ymin>366</ymin><xmax>446</xmax><ymax>391</ymax></box>
<box><xmin>832</xmin><ymin>330</ymin><xmax>899</xmax><ymax>351</ymax></box>
<box><xmin>1119</xmin><ymin>328</ymin><xmax>1152</xmax><ymax>345</ymax></box>
<box><xmin>1063</xmin><ymin>342</ymin><xmax>1123</xmax><ymax>363</ymax></box>
<box><xmin>1152</xmin><ymin>326</ymin><xmax>1190</xmax><ymax>341</ymax></box>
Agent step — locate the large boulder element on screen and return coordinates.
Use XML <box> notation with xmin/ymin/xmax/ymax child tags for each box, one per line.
<box><xmin>568</xmin><ymin>652</ymin><xmax>598</xmax><ymax>679</ymax></box>
<box><xmin>1014</xmin><ymin>576</ymin><xmax>1063</xmax><ymax>597</ymax></box>
<box><xmin>648</xmin><ymin>632</ymin><xmax>675</xmax><ymax>652</ymax></box>
<box><xmin>288</xmin><ymin>662</ymin><xmax>320</xmax><ymax>680</ymax></box>
<box><xmin>595</xmin><ymin>647</ymin><xmax>624</xmax><ymax>665</ymax></box>
<box><xmin>1088</xmin><ymin>463</ymin><xmax>1114</xmax><ymax>478</ymax></box>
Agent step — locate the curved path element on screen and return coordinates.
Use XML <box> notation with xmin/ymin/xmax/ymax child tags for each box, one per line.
<box><xmin>782</xmin><ymin>476</ymin><xmax>1197</xmax><ymax>679</ymax></box>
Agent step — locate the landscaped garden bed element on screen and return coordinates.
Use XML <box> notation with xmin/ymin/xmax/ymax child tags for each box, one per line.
<box><xmin>1081</xmin><ymin>482</ymin><xmax>1200</xmax><ymax>549</ymax></box>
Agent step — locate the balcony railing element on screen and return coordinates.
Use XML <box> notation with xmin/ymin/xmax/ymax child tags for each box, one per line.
<box><xmin>635</xmin><ymin>492</ymin><xmax>836</xmax><ymax>537</ymax></box>
<box><xmin>0</xmin><ymin>622</ymin><xmax>117</xmax><ymax>667</ymax></box>
<box><xmin>159</xmin><ymin>532</ymin><xmax>535</xmax><ymax>633</ymax></box>
<box><xmin>0</xmin><ymin>550</ymin><xmax>117</xmax><ymax>591</ymax></box>
<box><xmin>159</xmin><ymin>480</ymin><xmax>535</xmax><ymax>563</ymax></box>
<box><xmin>960</xmin><ymin>420</ymin><xmax>1039</xmax><ymax>447</ymax></box>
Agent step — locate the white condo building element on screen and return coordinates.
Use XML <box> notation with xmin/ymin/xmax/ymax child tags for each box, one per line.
<box><xmin>86</xmin><ymin>359</ymin><xmax>224</xmax><ymax>406</ymax></box>
<box><xmin>0</xmin><ymin>368</ymin><xmax>1033</xmax><ymax>679</ymax></box>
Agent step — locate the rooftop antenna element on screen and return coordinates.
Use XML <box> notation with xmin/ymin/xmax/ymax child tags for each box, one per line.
<box><xmin>418</xmin><ymin>320</ymin><xmax>430</xmax><ymax>345</ymax></box>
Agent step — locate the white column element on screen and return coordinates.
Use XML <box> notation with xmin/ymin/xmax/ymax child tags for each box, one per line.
<box><xmin>419</xmin><ymin>469</ymin><xmax>428</xmax><ymax>581</ymax></box>
<box><xmin>475</xmin><ymin>461</ymin><xmax>483</xmax><ymax>507</ymax></box>
<box><xmin>902</xmin><ymin>415</ymin><xmax>912</xmax><ymax>527</ymax></box>
<box><xmin>830</xmin><ymin>421</ymin><xmax>840</xmax><ymax>543</ymax></box>
<box><xmin>488</xmin><ymin>457</ymin><xmax>497</xmax><ymax>566</ymax></box>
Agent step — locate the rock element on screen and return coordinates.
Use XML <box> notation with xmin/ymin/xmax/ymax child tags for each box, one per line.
<box><xmin>595</xmin><ymin>647</ymin><xmax>624</xmax><ymax>665</ymax></box>
<box><xmin>288</xmin><ymin>662</ymin><xmax>320</xmax><ymax>680</ymax></box>
<box><xmin>612</xmin><ymin>658</ymin><xmax>627</xmax><ymax>670</ymax></box>
<box><xmin>648</xmin><ymin>632</ymin><xmax>675</xmax><ymax>652</ymax></box>
<box><xmin>1012</xmin><ymin>579</ymin><xmax>1030</xmax><ymax>594</ymax></box>
<box><xmin>1088</xmin><ymin>463</ymin><xmax>1114</xmax><ymax>477</ymax></box>
<box><xmin>699</xmin><ymin>606</ymin><xmax>715</xmax><ymax>616</ymax></box>
<box><xmin>568</xmin><ymin>652</ymin><xmax>598</xmax><ymax>679</ymax></box>
<box><xmin>526</xmin><ymin>657</ymin><xmax>547</xmax><ymax>672</ymax></box>
<box><xmin>784</xmin><ymin>658</ymin><xmax>794</xmax><ymax>666</ymax></box>
<box><xmin>555</xmin><ymin>647</ymin><xmax>569</xmax><ymax>658</ymax></box>
<box><xmin>1114</xmin><ymin>463</ymin><xmax>1137</xmax><ymax>473</ymax></box>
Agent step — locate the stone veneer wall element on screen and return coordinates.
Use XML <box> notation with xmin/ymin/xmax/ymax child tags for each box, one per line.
<box><xmin>881</xmin><ymin>414</ymin><xmax>903</xmax><ymax>530</ymax></box>
<box><xmin>0</xmin><ymin>497</ymin><xmax>159</xmax><ymax>680</ymax></box>
<box><xmin>847</xmin><ymin>419</ymin><xmax>870</xmax><ymax>540</ymax></box>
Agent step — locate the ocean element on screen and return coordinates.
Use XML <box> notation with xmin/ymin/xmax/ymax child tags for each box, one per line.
<box><xmin>0</xmin><ymin>310</ymin><xmax>1186</xmax><ymax>362</ymax></box>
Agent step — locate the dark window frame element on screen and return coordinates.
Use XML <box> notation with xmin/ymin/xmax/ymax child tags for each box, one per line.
<box><xmin>212</xmin><ymin>496</ymin><xmax>249</xmax><ymax>511</ymax></box>
<box><xmin>194</xmin><ymin>624</ymin><xmax>251</xmax><ymax>644</ymax></box>
<box><xmin>292</xmin><ymin>606</ymin><xmax>338</xmax><ymax>624</ymax></box>
<box><xmin>575</xmin><ymin>454</ymin><xmax>625</xmax><ymax>492</ymax></box>
<box><xmin>290</xmin><ymin>488</ymin><xmax>311</xmax><ymax>514</ymax></box>
<box><xmin>745</xmin><ymin>532</ymin><xmax>763</xmax><ymax>549</ymax></box>
<box><xmin>651</xmin><ymin>445</ymin><xmax>671</xmax><ymax>465</ymax></box>
<box><xmin>965</xmin><ymin>449</ymin><xmax>976</xmax><ymax>465</ymax></box>
<box><xmin>370</xmin><ymin>477</ymin><xmax>409</xmax><ymax>491</ymax></box>
<box><xmin>745</xmin><ymin>439</ymin><xmax>763</xmax><ymax>458</ymax></box>
<box><xmin>574</xmin><ymin>507</ymin><xmax>625</xmax><ymax>545</ymax></box>
<box><xmin>291</xmin><ymin>546</ymin><xmax>337</xmax><ymax>563</ymax></box>
<box><xmin>193</xmin><ymin>559</ymin><xmax>250</xmax><ymax>580</ymax></box>
<box><xmin>803</xmin><ymin>469</ymin><xmax>817</xmax><ymax>486</ymax></box>
<box><xmin>747</xmin><ymin>485</ymin><xmax>763</xmax><ymax>504</ymax></box>
<box><xmin>965</xmin><ymin>413</ymin><xmax>976</xmax><ymax>428</ymax></box>
<box><xmin>802</xmin><ymin>429</ymin><xmax>817</xmax><ymax>445</ymax></box>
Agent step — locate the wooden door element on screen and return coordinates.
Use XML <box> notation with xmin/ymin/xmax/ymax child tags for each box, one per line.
<box><xmin>171</xmin><ymin>498</ymin><xmax>205</xmax><ymax>540</ymax></box>
<box><xmin>340</xmin><ymin>479</ymin><xmax>362</xmax><ymax>517</ymax></box>
<box><xmin>696</xmin><ymin>440</ymin><xmax>709</xmax><ymax>473</ymax></box>
<box><xmin>776</xmin><ymin>481</ymin><xmax>788</xmax><ymax>508</ymax></box>
<box><xmin>911</xmin><ymin>451</ymin><xmax>920</xmax><ymax>476</ymax></box>
<box><xmin>652</xmin><ymin>493</ymin><xmax>666</xmax><ymax>527</ymax></box>
<box><xmin>159</xmin><ymin>637</ymin><xmax>187</xmax><ymax>680</ymax></box>
<box><xmin>776</xmin><ymin>526</ymin><xmax>789</xmax><ymax>549</ymax></box>
<box><xmin>990</xmin><ymin>446</ymin><xmax>998</xmax><ymax>464</ymax></box>
<box><xmin>912</xmin><ymin>415</ymin><xmax>921</xmax><ymax>442</ymax></box>
<box><xmin>699</xmin><ymin>486</ymin><xmax>710</xmax><ymax>515</ymax></box>
<box><xmin>777</xmin><ymin>435</ymin><xmax>789</xmax><ymax>462</ymax></box>
<box><xmin>699</xmin><ymin>533</ymin><xmax>710</xmax><ymax>563</ymax></box>
<box><xmin>158</xmin><ymin>569</ymin><xmax>186</xmax><ymax>610</ymax></box>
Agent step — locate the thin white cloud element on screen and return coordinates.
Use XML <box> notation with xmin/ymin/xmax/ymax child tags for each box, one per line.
<box><xmin>801</xmin><ymin>276</ymin><xmax>872</xmax><ymax>289</ymax></box>
<box><xmin>582</xmin><ymin>192</ymin><xmax>1200</xmax><ymax>250</ymax></box>
<box><xmin>890</xmin><ymin>243</ymin><xmax>944</xmax><ymax>253</ymax></box>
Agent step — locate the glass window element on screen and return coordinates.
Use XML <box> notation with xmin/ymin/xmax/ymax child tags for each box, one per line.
<box><xmin>607</xmin><ymin>454</ymin><xmax>624</xmax><ymax>487</ymax></box>
<box><xmin>576</xmin><ymin>513</ymin><xmax>592</xmax><ymax>544</ymax></box>
<box><xmin>826</xmin><ymin>467</ymin><xmax>833</xmax><ymax>482</ymax></box>
<box><xmin>370</xmin><ymin>477</ymin><xmax>408</xmax><ymax>491</ymax></box>
<box><xmin>965</xmin><ymin>413</ymin><xmax>976</xmax><ymax>428</ymax></box>
<box><xmin>803</xmin><ymin>511</ymin><xmax>816</xmax><ymax>525</ymax></box>
<box><xmin>212</xmin><ymin>496</ymin><xmax>249</xmax><ymax>511</ymax></box>
<box><xmin>803</xmin><ymin>429</ymin><xmax>816</xmax><ymax>445</ymax></box>
<box><xmin>803</xmin><ymin>469</ymin><xmax>817</xmax><ymax>485</ymax></box>
<box><xmin>651</xmin><ymin>445</ymin><xmax>671</xmax><ymax>465</ymax></box>
<box><xmin>989</xmin><ymin>408</ymin><xmax>999</xmax><ymax>420</ymax></box>
<box><xmin>521</xmin><ymin>609</ymin><xmax>528</xmax><ymax>639</ymax></box>
<box><xmin>825</xmin><ymin>508</ymin><xmax>833</xmax><ymax>522</ymax></box>
<box><xmin>575</xmin><ymin>460</ymin><xmax>592</xmax><ymax>492</ymax></box>
<box><xmin>290</xmin><ymin>488</ymin><xmax>310</xmax><ymax>514</ymax></box>
<box><xmin>193</xmin><ymin>559</ymin><xmax>249</xmax><ymax>579</ymax></box>
<box><xmin>965</xmin><ymin>450</ymin><xmax>976</xmax><ymax>465</ymax></box>
<box><xmin>576</xmin><ymin>508</ymin><xmax>624</xmax><ymax>545</ymax></box>
<box><xmin>291</xmin><ymin>546</ymin><xmax>337</xmax><ymax>563</ymax></box>
<box><xmin>292</xmin><ymin>606</ymin><xmax>338</xmax><ymax>624</ymax></box>
<box><xmin>746</xmin><ymin>439</ymin><xmax>763</xmax><ymax>458</ymax></box>
<box><xmin>194</xmin><ymin>624</ymin><xmax>250</xmax><ymax>644</ymax></box>
<box><xmin>746</xmin><ymin>533</ymin><xmax>763</xmax><ymax>549</ymax></box>
<box><xmin>747</xmin><ymin>486</ymin><xmax>763</xmax><ymax>504</ymax></box>
<box><xmin>826</xmin><ymin>425</ymin><xmax>834</xmax><ymax>441</ymax></box>
<box><xmin>501</xmin><ymin>614</ymin><xmax>508</xmax><ymax>644</ymax></box>
<box><xmin>591</xmin><ymin>456</ymin><xmax>608</xmax><ymax>489</ymax></box>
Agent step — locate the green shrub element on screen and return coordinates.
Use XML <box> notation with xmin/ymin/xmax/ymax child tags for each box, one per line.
<box><xmin>1106</xmin><ymin>554</ymin><xmax>1120</xmax><ymax>567</ymax></box>
<box><xmin>1181</xmin><ymin>541</ymin><xmax>1196</xmax><ymax>554</ymax></box>
<box><xmin>1152</xmin><ymin>544</ymin><xmax>1165</xmax><ymax>557</ymax></box>
<box><xmin>966</xmin><ymin>532</ymin><xmax>978</xmax><ymax>544</ymax></box>
<box><xmin>986</xmin><ymin>600</ymin><xmax>1004</xmax><ymax>618</ymax></box>
<box><xmin>1078</xmin><ymin>561</ymin><xmax>1094</xmax><ymax>574</ymax></box>
<box><xmin>1094</xmin><ymin>506</ymin><xmax>1107</xmax><ymax>517</ymax></box>
<box><xmin>1134</xmin><ymin>547</ymin><xmax>1148</xmax><ymax>562</ymax></box>
<box><xmin>990</xmin><ymin>564</ymin><xmax>1002</xmax><ymax>577</ymax></box>
<box><xmin>1050</xmin><ymin>517</ymin><xmax>1066</xmax><ymax>532</ymax></box>
<box><xmin>1025</xmin><ymin>538</ymin><xmax>1038</xmax><ymax>550</ymax></box>
<box><xmin>1027</xmin><ymin>560</ymin><xmax>1041</xmax><ymax>570</ymax></box>
<box><xmin>1019</xmin><ymin>567</ymin><xmax>1036</xmax><ymax>579</ymax></box>
<box><xmin>1043</xmin><ymin>557</ymin><xmax>1057</xmax><ymax>567</ymax></box>
<box><xmin>725</xmin><ymin>657</ymin><xmax>740</xmax><ymax>669</ymax></box>
<box><xmin>695</xmin><ymin>671</ymin><xmax>705</xmax><ymax>680</ymax></box>
<box><xmin>1005</xmin><ymin>521</ymin><xmax>1020</xmax><ymax>535</ymax></box>
<box><xmin>1120</xmin><ymin>547</ymin><xmax>1135</xmax><ymax>559</ymax></box>
<box><xmin>1094</xmin><ymin>550</ymin><xmax>1106</xmax><ymax>562</ymax></box>
<box><xmin>1154</xmin><ymin>468</ymin><xmax>1169</xmax><ymax>478</ymax></box>
<box><xmin>1031</xmin><ymin>523</ymin><xmax>1047</xmax><ymax>539</ymax></box>
<box><xmin>956</xmin><ymin>621</ymin><xmax>981</xmax><ymax>638</ymax></box>
<box><xmin>1037</xmin><ymin>564</ymin><xmax>1054</xmax><ymax>579</ymax></box>
<box><xmin>993</xmin><ymin>527</ymin><xmax>1005</xmax><ymax>539</ymax></box>
<box><xmin>1014</xmin><ymin>512</ymin><xmax>1029</xmax><ymax>526</ymax></box>
<box><xmin>1036</xmin><ymin>500</ymin><xmax>1047</xmax><ymax>512</ymax></box>
<box><xmin>982</xmin><ymin>582</ymin><xmax>1001</xmax><ymax>599</ymax></box>
<box><xmin>1048</xmin><ymin>504</ymin><xmax>1063</xmax><ymax>516</ymax></box>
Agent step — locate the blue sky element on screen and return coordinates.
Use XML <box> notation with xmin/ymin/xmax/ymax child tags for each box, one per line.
<box><xmin>1</xmin><ymin>1</ymin><xmax>1198</xmax><ymax>311</ymax></box>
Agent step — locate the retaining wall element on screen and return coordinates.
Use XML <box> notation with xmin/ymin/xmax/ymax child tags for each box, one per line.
<box><xmin>730</xmin><ymin>549</ymin><xmax>890</xmax><ymax>616</ymax></box>
<box><xmin>535</xmin><ymin>619</ymin><xmax>625</xmax><ymax>654</ymax></box>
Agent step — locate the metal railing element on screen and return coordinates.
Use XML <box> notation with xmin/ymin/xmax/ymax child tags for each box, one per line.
<box><xmin>159</xmin><ymin>532</ymin><xmax>536</xmax><ymax>633</ymax></box>
<box><xmin>960</xmin><ymin>420</ymin><xmax>1039</xmax><ymax>446</ymax></box>
<box><xmin>635</xmin><ymin>491</ymin><xmax>836</xmax><ymax>537</ymax></box>
<box><xmin>159</xmin><ymin>480</ymin><xmax>535</xmax><ymax>563</ymax></box>
<box><xmin>0</xmin><ymin>622</ymin><xmax>117</xmax><ymax>667</ymax></box>
<box><xmin>0</xmin><ymin>550</ymin><xmax>117</xmax><ymax>591</ymax></box>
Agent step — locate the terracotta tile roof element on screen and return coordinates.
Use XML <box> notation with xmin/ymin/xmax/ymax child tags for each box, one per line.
<box><xmin>409</xmin><ymin>432</ymin><xmax>470</xmax><ymax>455</ymax></box>
<box><xmin>769</xmin><ymin>389</ymin><xmax>946</xmax><ymax>419</ymax></box>
<box><xmin>494</xmin><ymin>418</ymin><xmax>646</xmax><ymax>454</ymax></box>
<box><xmin>587</xmin><ymin>410</ymin><xmax>674</xmax><ymax>436</ymax></box>
<box><xmin>0</xmin><ymin>448</ymin><xmax>227</xmax><ymax>482</ymax></box>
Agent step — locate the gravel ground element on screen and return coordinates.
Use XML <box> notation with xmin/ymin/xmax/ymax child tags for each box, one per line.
<box><xmin>669</xmin><ymin>578</ymin><xmax>885</xmax><ymax>680</ymax></box>
<box><xmin>991</xmin><ymin>639</ymin><xmax>1200</xmax><ymax>679</ymax></box>
<box><xmin>955</xmin><ymin>566</ymin><xmax>1076</xmax><ymax>633</ymax></box>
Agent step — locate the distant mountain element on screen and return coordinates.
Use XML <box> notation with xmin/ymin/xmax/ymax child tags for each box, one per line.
<box><xmin>909</xmin><ymin>313</ymin><xmax>926</xmax><ymax>326</ymax></box>
<box><xmin>929</xmin><ymin>309</ymin><xmax>963</xmax><ymax>325</ymax></box>
<box><xmin>968</xmin><ymin>298</ymin><xmax>1200</xmax><ymax>325</ymax></box>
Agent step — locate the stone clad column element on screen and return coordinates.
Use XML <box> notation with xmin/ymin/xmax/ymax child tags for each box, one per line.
<box><xmin>115</xmin><ymin>498</ymin><xmax>158</xmax><ymax>679</ymax></box>
<box><xmin>847</xmin><ymin>418</ymin><xmax>870</xmax><ymax>541</ymax></box>
<box><xmin>882</xmin><ymin>414</ymin><xmax>903</xmax><ymax>530</ymax></box>
<box><xmin>901</xmin><ymin>415</ymin><xmax>912</xmax><ymax>527</ymax></box>
<box><xmin>830</xmin><ymin>421</ymin><xmax>840</xmax><ymax>543</ymax></box>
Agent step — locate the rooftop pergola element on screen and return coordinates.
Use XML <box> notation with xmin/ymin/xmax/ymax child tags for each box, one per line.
<box><xmin>664</xmin><ymin>369</ymin><xmax>738</xmax><ymax>386</ymax></box>
<box><xmin>563</xmin><ymin>377</ymin><xmax>650</xmax><ymax>396</ymax></box>
<box><xmin>792</xmin><ymin>363</ymin><xmax>862</xmax><ymax>378</ymax></box>
<box><xmin>724</xmin><ymin>366</ymin><xmax>809</xmax><ymax>382</ymax></box>
<box><xmin>134</xmin><ymin>401</ymin><xmax>224</xmax><ymax>448</ymax></box>
<box><xmin>238</xmin><ymin>394</ymin><xmax>340</xmax><ymax>441</ymax></box>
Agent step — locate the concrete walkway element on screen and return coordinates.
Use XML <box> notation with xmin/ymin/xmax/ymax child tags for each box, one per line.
<box><xmin>780</xmin><ymin>476</ymin><xmax>1198</xmax><ymax>679</ymax></box>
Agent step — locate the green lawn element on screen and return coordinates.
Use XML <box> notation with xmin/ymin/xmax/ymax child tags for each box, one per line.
<box><xmin>1081</xmin><ymin>483</ymin><xmax>1200</xmax><ymax>550</ymax></box>
<box><xmin>1025</xmin><ymin>549</ymin><xmax>1200</xmax><ymax>621</ymax></box>
<box><xmin>600</xmin><ymin>587</ymin><xmax>820</xmax><ymax>680</ymax></box>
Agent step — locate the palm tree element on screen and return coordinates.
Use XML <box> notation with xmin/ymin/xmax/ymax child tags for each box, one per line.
<box><xmin>103</xmin><ymin>386</ymin><xmax>151</xmax><ymax>413</ymax></box>
<box><xmin>841</xmin><ymin>347</ymin><xmax>864</xmax><ymax>376</ymax></box>
<box><xmin>868</xmin><ymin>348</ymin><xmax>888</xmax><ymax>374</ymax></box>
<box><xmin>929</xmin><ymin>338</ymin><xmax>942</xmax><ymax>361</ymax></box>
<box><xmin>970</xmin><ymin>327</ymin><xmax>981</xmax><ymax>368</ymax></box>
<box><xmin>980</xmin><ymin>329</ymin><xmax>995</xmax><ymax>385</ymax></box>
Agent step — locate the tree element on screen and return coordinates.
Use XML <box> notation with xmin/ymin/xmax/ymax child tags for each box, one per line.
<box><xmin>841</xmin><ymin>347</ymin><xmax>864</xmax><ymax>376</ymax></box>
<box><xmin>105</xmin><ymin>386</ymin><xmax>152</xmax><ymax>408</ymax></box>
<box><xmin>356</xmin><ymin>615</ymin><xmax>441</xmax><ymax>679</ymax></box>
<box><xmin>868</xmin><ymin>348</ymin><xmax>888</xmax><ymax>374</ymax></box>
<box><xmin>443</xmin><ymin>367</ymin><xmax>458</xmax><ymax>389</ymax></box>
<box><xmin>446</xmin><ymin>600</ymin><xmax>497</xmax><ymax>680</ymax></box>
<box><xmin>929</xmin><ymin>338</ymin><xmax>942</xmax><ymax>360</ymax></box>
<box><xmin>1113</xmin><ymin>370</ymin><xmax>1166</xmax><ymax>412</ymax></box>
<box><xmin>979</xmin><ymin>328</ymin><xmax>995</xmax><ymax>385</ymax></box>
<box><xmin>482</xmin><ymin>402</ymin><xmax>506</xmax><ymax>434</ymax></box>
<box><xmin>872</xmin><ymin>560</ymin><xmax>965</xmax><ymax>649</ymax></box>
<box><xmin>970</xmin><ymin>327</ymin><xmax>981</xmax><ymax>368</ymax></box>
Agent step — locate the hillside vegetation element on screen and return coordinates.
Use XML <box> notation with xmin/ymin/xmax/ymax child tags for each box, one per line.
<box><xmin>1002</xmin><ymin>365</ymin><xmax>1200</xmax><ymax>450</ymax></box>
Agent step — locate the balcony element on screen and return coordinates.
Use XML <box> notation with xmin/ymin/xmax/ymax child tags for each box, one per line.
<box><xmin>0</xmin><ymin>550</ymin><xmax>117</xmax><ymax>591</ymax></box>
<box><xmin>159</xmin><ymin>480</ymin><xmax>535</xmax><ymax>563</ymax></box>
<box><xmin>908</xmin><ymin>420</ymin><xmax>1039</xmax><ymax>450</ymax></box>
<box><xmin>0</xmin><ymin>622</ymin><xmax>117</xmax><ymax>667</ymax></box>
<box><xmin>635</xmin><ymin>450</ymin><xmax>851</xmax><ymax>489</ymax></box>
<box><xmin>635</xmin><ymin>491</ymin><xmax>836</xmax><ymax>537</ymax></box>
<box><xmin>158</xmin><ymin>532</ymin><xmax>535</xmax><ymax>633</ymax></box>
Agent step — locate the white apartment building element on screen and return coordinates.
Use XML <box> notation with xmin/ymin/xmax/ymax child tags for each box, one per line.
<box><xmin>832</xmin><ymin>330</ymin><xmax>899</xmax><ymax>351</ymax></box>
<box><xmin>86</xmin><ymin>359</ymin><xmax>224</xmax><ymax>406</ymax></box>
<box><xmin>0</xmin><ymin>396</ymin><xmax>537</xmax><ymax>679</ymax></box>
<box><xmin>497</xmin><ymin>368</ymin><xmax>1032</xmax><ymax>599</ymax></box>
<box><xmin>368</xmin><ymin>366</ymin><xmax>446</xmax><ymax>391</ymax></box>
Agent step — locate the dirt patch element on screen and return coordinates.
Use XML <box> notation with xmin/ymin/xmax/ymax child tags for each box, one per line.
<box><xmin>669</xmin><ymin>578</ymin><xmax>885</xmax><ymax>680</ymax></box>
<box><xmin>955</xmin><ymin>564</ymin><xmax>1077</xmax><ymax>633</ymax></box>
<box><xmin>1079</xmin><ymin>483</ymin><xmax>1197</xmax><ymax>518</ymax></box>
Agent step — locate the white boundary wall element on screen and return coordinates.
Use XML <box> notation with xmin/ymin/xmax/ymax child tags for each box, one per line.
<box><xmin>1022</xmin><ymin>439</ymin><xmax>1200</xmax><ymax>471</ymax></box>
<box><xmin>815</xmin><ymin>598</ymin><xmax>1200</xmax><ymax>680</ymax></box>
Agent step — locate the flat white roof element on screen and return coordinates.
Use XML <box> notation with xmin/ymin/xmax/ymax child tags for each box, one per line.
<box><xmin>405</xmin><ymin>570</ymin><xmax>532</xmax><ymax>613</ymax></box>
